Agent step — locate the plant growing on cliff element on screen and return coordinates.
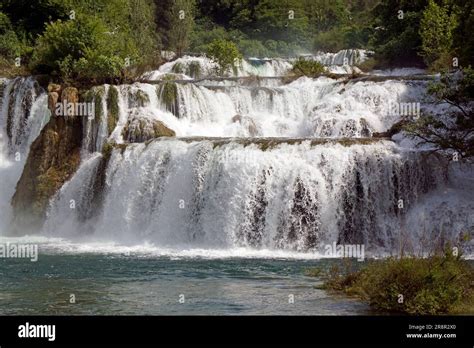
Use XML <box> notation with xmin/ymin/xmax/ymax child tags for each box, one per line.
<box><xmin>404</xmin><ymin>67</ymin><xmax>474</xmax><ymax>160</ymax></box>
<box><xmin>106</xmin><ymin>86</ymin><xmax>119</xmax><ymax>135</ymax></box>
<box><xmin>156</xmin><ymin>77</ymin><xmax>179</xmax><ymax>115</ymax></box>
<box><xmin>291</xmin><ymin>58</ymin><xmax>326</xmax><ymax>77</ymax></box>
<box><xmin>206</xmin><ymin>39</ymin><xmax>242</xmax><ymax>76</ymax></box>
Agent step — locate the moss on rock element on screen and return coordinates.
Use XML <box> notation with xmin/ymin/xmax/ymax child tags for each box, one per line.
<box><xmin>107</xmin><ymin>86</ymin><xmax>119</xmax><ymax>135</ymax></box>
<box><xmin>156</xmin><ymin>81</ymin><xmax>178</xmax><ymax>115</ymax></box>
<box><xmin>122</xmin><ymin>116</ymin><xmax>175</xmax><ymax>143</ymax></box>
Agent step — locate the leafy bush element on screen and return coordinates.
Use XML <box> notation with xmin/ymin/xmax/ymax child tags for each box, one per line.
<box><xmin>420</xmin><ymin>0</ymin><xmax>458</xmax><ymax>70</ymax></box>
<box><xmin>190</xmin><ymin>21</ymin><xmax>230</xmax><ymax>54</ymax></box>
<box><xmin>30</xmin><ymin>15</ymin><xmax>136</xmax><ymax>82</ymax></box>
<box><xmin>206</xmin><ymin>39</ymin><xmax>242</xmax><ymax>76</ymax></box>
<box><xmin>313</xmin><ymin>253</ymin><xmax>474</xmax><ymax>314</ymax></box>
<box><xmin>313</xmin><ymin>28</ymin><xmax>346</xmax><ymax>53</ymax></box>
<box><xmin>237</xmin><ymin>39</ymin><xmax>269</xmax><ymax>58</ymax></box>
<box><xmin>0</xmin><ymin>11</ymin><xmax>29</xmax><ymax>60</ymax></box>
<box><xmin>369</xmin><ymin>1</ymin><xmax>428</xmax><ymax>67</ymax></box>
<box><xmin>291</xmin><ymin>58</ymin><xmax>326</xmax><ymax>77</ymax></box>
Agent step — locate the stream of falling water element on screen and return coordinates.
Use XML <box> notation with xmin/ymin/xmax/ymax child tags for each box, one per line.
<box><xmin>0</xmin><ymin>70</ymin><xmax>472</xmax><ymax>258</ymax></box>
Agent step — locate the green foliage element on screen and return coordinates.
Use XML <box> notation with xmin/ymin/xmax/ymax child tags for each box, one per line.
<box><xmin>156</xmin><ymin>80</ymin><xmax>178</xmax><ymax>115</ymax></box>
<box><xmin>370</xmin><ymin>0</ymin><xmax>428</xmax><ymax>67</ymax></box>
<box><xmin>206</xmin><ymin>39</ymin><xmax>243</xmax><ymax>76</ymax></box>
<box><xmin>291</xmin><ymin>58</ymin><xmax>326</xmax><ymax>77</ymax></box>
<box><xmin>452</xmin><ymin>0</ymin><xmax>474</xmax><ymax>68</ymax></box>
<box><xmin>191</xmin><ymin>0</ymin><xmax>375</xmax><ymax>57</ymax></box>
<box><xmin>420</xmin><ymin>0</ymin><xmax>458</xmax><ymax>69</ymax></box>
<box><xmin>2</xmin><ymin>0</ymin><xmax>474</xmax><ymax>78</ymax></box>
<box><xmin>238</xmin><ymin>39</ymin><xmax>269</xmax><ymax>58</ymax></box>
<box><xmin>166</xmin><ymin>0</ymin><xmax>195</xmax><ymax>57</ymax></box>
<box><xmin>188</xmin><ymin>61</ymin><xmax>201</xmax><ymax>78</ymax></box>
<box><xmin>313</xmin><ymin>28</ymin><xmax>346</xmax><ymax>52</ymax></box>
<box><xmin>82</xmin><ymin>85</ymin><xmax>105</xmax><ymax>122</ymax></box>
<box><xmin>106</xmin><ymin>86</ymin><xmax>119</xmax><ymax>135</ymax></box>
<box><xmin>404</xmin><ymin>67</ymin><xmax>474</xmax><ymax>159</ymax></box>
<box><xmin>29</xmin><ymin>13</ymin><xmax>139</xmax><ymax>82</ymax></box>
<box><xmin>171</xmin><ymin>62</ymin><xmax>184</xmax><ymax>74</ymax></box>
<box><xmin>314</xmin><ymin>254</ymin><xmax>474</xmax><ymax>314</ymax></box>
<box><xmin>189</xmin><ymin>19</ymin><xmax>230</xmax><ymax>53</ymax></box>
<box><xmin>102</xmin><ymin>142</ymin><xmax>114</xmax><ymax>161</ymax></box>
<box><xmin>1</xmin><ymin>0</ymin><xmax>157</xmax><ymax>82</ymax></box>
<box><xmin>1</xmin><ymin>0</ymin><xmax>71</xmax><ymax>38</ymax></box>
<box><xmin>0</xmin><ymin>11</ymin><xmax>29</xmax><ymax>59</ymax></box>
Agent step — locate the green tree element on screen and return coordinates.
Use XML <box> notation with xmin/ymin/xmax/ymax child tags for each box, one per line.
<box><xmin>206</xmin><ymin>39</ymin><xmax>243</xmax><ymax>76</ymax></box>
<box><xmin>167</xmin><ymin>0</ymin><xmax>195</xmax><ymax>57</ymax></box>
<box><xmin>420</xmin><ymin>0</ymin><xmax>458</xmax><ymax>70</ymax></box>
<box><xmin>451</xmin><ymin>0</ymin><xmax>474</xmax><ymax>67</ymax></box>
<box><xmin>405</xmin><ymin>68</ymin><xmax>474</xmax><ymax>160</ymax></box>
<box><xmin>0</xmin><ymin>0</ymin><xmax>71</xmax><ymax>38</ymax></box>
<box><xmin>0</xmin><ymin>11</ymin><xmax>27</xmax><ymax>59</ymax></box>
<box><xmin>30</xmin><ymin>15</ymin><xmax>136</xmax><ymax>82</ymax></box>
<box><xmin>370</xmin><ymin>0</ymin><xmax>428</xmax><ymax>67</ymax></box>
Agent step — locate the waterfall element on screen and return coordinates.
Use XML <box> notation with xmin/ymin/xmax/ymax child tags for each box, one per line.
<box><xmin>142</xmin><ymin>49</ymin><xmax>371</xmax><ymax>80</ymax></box>
<box><xmin>42</xmin><ymin>138</ymin><xmax>446</xmax><ymax>253</ymax></box>
<box><xmin>1</xmin><ymin>70</ymin><xmax>471</xmax><ymax>256</ymax></box>
<box><xmin>0</xmin><ymin>77</ymin><xmax>49</xmax><ymax>233</ymax></box>
<box><xmin>312</xmin><ymin>49</ymin><xmax>370</xmax><ymax>66</ymax></box>
<box><xmin>82</xmin><ymin>85</ymin><xmax>109</xmax><ymax>153</ymax></box>
<box><xmin>101</xmin><ymin>76</ymin><xmax>428</xmax><ymax>139</ymax></box>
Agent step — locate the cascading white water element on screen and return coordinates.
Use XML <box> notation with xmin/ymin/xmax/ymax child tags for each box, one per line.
<box><xmin>42</xmin><ymin>138</ymin><xmax>448</xmax><ymax>253</ymax></box>
<box><xmin>103</xmin><ymin>76</ymin><xmax>429</xmax><ymax>139</ymax></box>
<box><xmin>142</xmin><ymin>55</ymin><xmax>293</xmax><ymax>80</ymax></box>
<box><xmin>142</xmin><ymin>49</ymin><xmax>370</xmax><ymax>80</ymax></box>
<box><xmin>82</xmin><ymin>85</ymin><xmax>109</xmax><ymax>153</ymax></box>
<box><xmin>312</xmin><ymin>49</ymin><xmax>370</xmax><ymax>66</ymax></box>
<box><xmin>2</xmin><ymin>66</ymin><xmax>471</xmax><ymax>256</ymax></box>
<box><xmin>0</xmin><ymin>77</ymin><xmax>49</xmax><ymax>233</ymax></box>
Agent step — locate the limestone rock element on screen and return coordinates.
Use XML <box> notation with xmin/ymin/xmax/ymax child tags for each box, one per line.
<box><xmin>11</xmin><ymin>86</ymin><xmax>84</xmax><ymax>233</ymax></box>
<box><xmin>47</xmin><ymin>83</ymin><xmax>61</xmax><ymax>93</ymax></box>
<box><xmin>122</xmin><ymin>113</ymin><xmax>176</xmax><ymax>143</ymax></box>
<box><xmin>48</xmin><ymin>92</ymin><xmax>59</xmax><ymax>114</ymax></box>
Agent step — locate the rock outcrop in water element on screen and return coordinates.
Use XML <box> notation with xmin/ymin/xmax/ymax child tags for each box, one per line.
<box><xmin>122</xmin><ymin>114</ymin><xmax>175</xmax><ymax>142</ymax></box>
<box><xmin>11</xmin><ymin>85</ymin><xmax>83</xmax><ymax>232</ymax></box>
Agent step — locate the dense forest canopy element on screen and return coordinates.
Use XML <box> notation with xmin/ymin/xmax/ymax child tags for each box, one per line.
<box><xmin>0</xmin><ymin>0</ymin><xmax>473</xmax><ymax>81</ymax></box>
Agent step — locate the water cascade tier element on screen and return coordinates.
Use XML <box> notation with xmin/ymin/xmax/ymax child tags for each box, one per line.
<box><xmin>43</xmin><ymin>138</ymin><xmax>449</xmax><ymax>253</ymax></box>
<box><xmin>1</xmin><ymin>69</ymin><xmax>472</xmax><ymax>256</ymax></box>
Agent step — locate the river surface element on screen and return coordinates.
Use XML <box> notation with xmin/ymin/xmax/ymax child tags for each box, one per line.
<box><xmin>0</xmin><ymin>237</ymin><xmax>371</xmax><ymax>315</ymax></box>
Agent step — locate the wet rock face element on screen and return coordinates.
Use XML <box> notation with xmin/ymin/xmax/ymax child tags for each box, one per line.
<box><xmin>231</xmin><ymin>114</ymin><xmax>259</xmax><ymax>136</ymax></box>
<box><xmin>11</xmin><ymin>84</ymin><xmax>83</xmax><ymax>233</ymax></box>
<box><xmin>122</xmin><ymin>114</ymin><xmax>176</xmax><ymax>143</ymax></box>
